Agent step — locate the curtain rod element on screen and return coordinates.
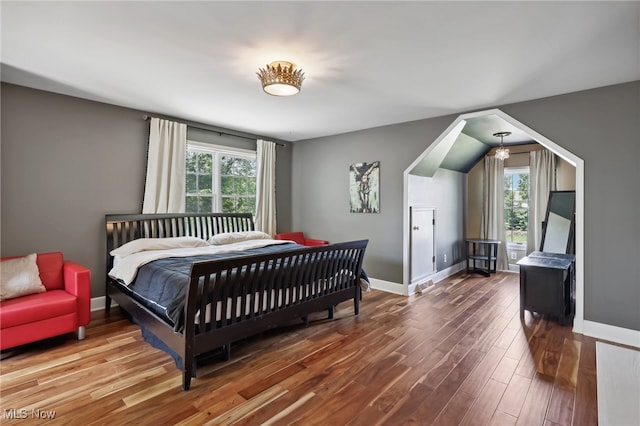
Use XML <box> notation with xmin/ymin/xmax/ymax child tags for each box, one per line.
<box><xmin>142</xmin><ymin>115</ymin><xmax>285</xmax><ymax>147</ymax></box>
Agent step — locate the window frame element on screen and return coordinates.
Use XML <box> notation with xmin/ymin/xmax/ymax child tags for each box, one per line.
<box><xmin>186</xmin><ymin>141</ymin><xmax>257</xmax><ymax>214</ymax></box>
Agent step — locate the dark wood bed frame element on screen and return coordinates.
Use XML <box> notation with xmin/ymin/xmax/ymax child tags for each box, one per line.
<box><xmin>105</xmin><ymin>213</ymin><xmax>367</xmax><ymax>390</ymax></box>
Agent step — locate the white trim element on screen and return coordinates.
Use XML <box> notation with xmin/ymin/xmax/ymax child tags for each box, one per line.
<box><xmin>573</xmin><ymin>160</ymin><xmax>585</xmax><ymax>333</ymax></box>
<box><xmin>369</xmin><ymin>277</ymin><xmax>405</xmax><ymax>295</ymax></box>
<box><xmin>369</xmin><ymin>263</ymin><xmax>470</xmax><ymax>298</ymax></box>
<box><xmin>407</xmin><ymin>261</ymin><xmax>467</xmax><ymax>296</ymax></box>
<box><xmin>583</xmin><ymin>320</ymin><xmax>640</xmax><ymax>349</ymax></box>
<box><xmin>187</xmin><ymin>140</ymin><xmax>256</xmax><ymax>157</ymax></box>
<box><xmin>504</xmin><ymin>165</ymin><xmax>529</xmax><ymax>175</ymax></box>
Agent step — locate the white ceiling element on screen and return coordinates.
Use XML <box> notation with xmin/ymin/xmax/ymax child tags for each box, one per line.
<box><xmin>1</xmin><ymin>1</ymin><xmax>639</xmax><ymax>142</ymax></box>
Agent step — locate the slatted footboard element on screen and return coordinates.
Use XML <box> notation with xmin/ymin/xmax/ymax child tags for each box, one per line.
<box><xmin>182</xmin><ymin>239</ymin><xmax>367</xmax><ymax>389</ymax></box>
<box><xmin>105</xmin><ymin>213</ymin><xmax>367</xmax><ymax>390</ymax></box>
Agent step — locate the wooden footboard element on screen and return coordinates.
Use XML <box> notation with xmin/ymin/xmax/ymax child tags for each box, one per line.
<box><xmin>105</xmin><ymin>213</ymin><xmax>368</xmax><ymax>390</ymax></box>
<box><xmin>182</xmin><ymin>239</ymin><xmax>367</xmax><ymax>389</ymax></box>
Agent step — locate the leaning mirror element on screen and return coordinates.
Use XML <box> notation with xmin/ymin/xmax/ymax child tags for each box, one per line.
<box><xmin>540</xmin><ymin>191</ymin><xmax>576</xmax><ymax>254</ymax></box>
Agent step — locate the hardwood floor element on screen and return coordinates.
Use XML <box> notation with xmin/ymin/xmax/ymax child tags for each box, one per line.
<box><xmin>0</xmin><ymin>272</ymin><xmax>598</xmax><ymax>425</ymax></box>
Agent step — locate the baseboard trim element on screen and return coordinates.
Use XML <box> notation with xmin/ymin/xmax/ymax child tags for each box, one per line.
<box><xmin>369</xmin><ymin>278</ymin><xmax>404</xmax><ymax>295</ymax></box>
<box><xmin>583</xmin><ymin>320</ymin><xmax>640</xmax><ymax>349</ymax></box>
<box><xmin>370</xmin><ymin>262</ymin><xmax>467</xmax><ymax>296</ymax></box>
<box><xmin>407</xmin><ymin>261</ymin><xmax>466</xmax><ymax>296</ymax></box>
<box><xmin>91</xmin><ymin>296</ymin><xmax>117</xmax><ymax>312</ymax></box>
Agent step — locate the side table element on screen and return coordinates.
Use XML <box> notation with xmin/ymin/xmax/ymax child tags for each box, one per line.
<box><xmin>465</xmin><ymin>239</ymin><xmax>501</xmax><ymax>277</ymax></box>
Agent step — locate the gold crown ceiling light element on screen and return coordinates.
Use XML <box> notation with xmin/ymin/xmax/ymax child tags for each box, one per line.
<box><xmin>257</xmin><ymin>61</ymin><xmax>305</xmax><ymax>96</ymax></box>
<box><xmin>493</xmin><ymin>131</ymin><xmax>511</xmax><ymax>160</ymax></box>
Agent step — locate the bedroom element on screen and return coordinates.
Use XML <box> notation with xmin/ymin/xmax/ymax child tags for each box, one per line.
<box><xmin>1</xmin><ymin>1</ymin><xmax>639</xmax><ymax>424</ymax></box>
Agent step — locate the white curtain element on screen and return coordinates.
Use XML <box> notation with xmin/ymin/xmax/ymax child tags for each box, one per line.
<box><xmin>142</xmin><ymin>118</ymin><xmax>187</xmax><ymax>213</ymax></box>
<box><xmin>480</xmin><ymin>155</ymin><xmax>509</xmax><ymax>270</ymax></box>
<box><xmin>254</xmin><ymin>139</ymin><xmax>277</xmax><ymax>236</ymax></box>
<box><xmin>527</xmin><ymin>149</ymin><xmax>556</xmax><ymax>253</ymax></box>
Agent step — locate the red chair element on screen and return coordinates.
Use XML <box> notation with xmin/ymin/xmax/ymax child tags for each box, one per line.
<box><xmin>274</xmin><ymin>232</ymin><xmax>329</xmax><ymax>246</ymax></box>
<box><xmin>0</xmin><ymin>252</ymin><xmax>91</xmax><ymax>350</ymax></box>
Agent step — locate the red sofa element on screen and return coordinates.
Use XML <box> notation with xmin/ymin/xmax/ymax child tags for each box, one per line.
<box><xmin>0</xmin><ymin>252</ymin><xmax>91</xmax><ymax>351</ymax></box>
<box><xmin>274</xmin><ymin>231</ymin><xmax>329</xmax><ymax>246</ymax></box>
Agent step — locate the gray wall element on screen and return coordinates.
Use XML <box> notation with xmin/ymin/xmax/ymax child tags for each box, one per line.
<box><xmin>291</xmin><ymin>81</ymin><xmax>639</xmax><ymax>331</ymax></box>
<box><xmin>289</xmin><ymin>116</ymin><xmax>456</xmax><ymax>283</ymax></box>
<box><xmin>0</xmin><ymin>83</ymin><xmax>293</xmax><ymax>298</ymax></box>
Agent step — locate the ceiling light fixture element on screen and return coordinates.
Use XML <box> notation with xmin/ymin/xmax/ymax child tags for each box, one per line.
<box><xmin>493</xmin><ymin>131</ymin><xmax>511</xmax><ymax>160</ymax></box>
<box><xmin>257</xmin><ymin>61</ymin><xmax>305</xmax><ymax>96</ymax></box>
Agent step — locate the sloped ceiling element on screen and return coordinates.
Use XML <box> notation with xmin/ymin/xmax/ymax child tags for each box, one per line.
<box><xmin>439</xmin><ymin>114</ymin><xmax>536</xmax><ymax>173</ymax></box>
<box><xmin>409</xmin><ymin>113</ymin><xmax>536</xmax><ymax>176</ymax></box>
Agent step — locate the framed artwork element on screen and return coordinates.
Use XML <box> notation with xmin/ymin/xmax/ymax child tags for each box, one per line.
<box><xmin>349</xmin><ymin>161</ymin><xmax>380</xmax><ymax>213</ymax></box>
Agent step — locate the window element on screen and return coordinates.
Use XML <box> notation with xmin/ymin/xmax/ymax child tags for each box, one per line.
<box><xmin>185</xmin><ymin>142</ymin><xmax>256</xmax><ymax>214</ymax></box>
<box><xmin>504</xmin><ymin>167</ymin><xmax>529</xmax><ymax>246</ymax></box>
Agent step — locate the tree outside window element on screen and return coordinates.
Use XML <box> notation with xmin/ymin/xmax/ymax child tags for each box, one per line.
<box><xmin>504</xmin><ymin>168</ymin><xmax>529</xmax><ymax>245</ymax></box>
<box><xmin>220</xmin><ymin>155</ymin><xmax>256</xmax><ymax>214</ymax></box>
<box><xmin>185</xmin><ymin>144</ymin><xmax>256</xmax><ymax>214</ymax></box>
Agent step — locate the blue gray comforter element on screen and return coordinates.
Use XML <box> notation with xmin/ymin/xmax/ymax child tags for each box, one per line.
<box><xmin>127</xmin><ymin>242</ymin><xmax>303</xmax><ymax>329</ymax></box>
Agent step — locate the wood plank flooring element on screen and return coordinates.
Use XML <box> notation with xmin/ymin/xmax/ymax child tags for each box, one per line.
<box><xmin>0</xmin><ymin>272</ymin><xmax>599</xmax><ymax>425</ymax></box>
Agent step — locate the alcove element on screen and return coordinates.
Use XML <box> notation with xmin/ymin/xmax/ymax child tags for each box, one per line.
<box><xmin>402</xmin><ymin>109</ymin><xmax>585</xmax><ymax>332</ymax></box>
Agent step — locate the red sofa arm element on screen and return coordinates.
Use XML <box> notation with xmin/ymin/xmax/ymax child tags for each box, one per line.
<box><xmin>63</xmin><ymin>261</ymin><xmax>91</xmax><ymax>326</ymax></box>
<box><xmin>304</xmin><ymin>238</ymin><xmax>329</xmax><ymax>246</ymax></box>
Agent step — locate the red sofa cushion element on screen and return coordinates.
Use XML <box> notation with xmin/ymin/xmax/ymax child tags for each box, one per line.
<box><xmin>274</xmin><ymin>232</ymin><xmax>329</xmax><ymax>246</ymax></box>
<box><xmin>36</xmin><ymin>252</ymin><xmax>65</xmax><ymax>291</ymax></box>
<box><xmin>275</xmin><ymin>232</ymin><xmax>306</xmax><ymax>245</ymax></box>
<box><xmin>0</xmin><ymin>290</ymin><xmax>77</xmax><ymax>328</ymax></box>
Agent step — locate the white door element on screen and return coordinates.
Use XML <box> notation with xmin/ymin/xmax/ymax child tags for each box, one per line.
<box><xmin>410</xmin><ymin>206</ymin><xmax>436</xmax><ymax>283</ymax></box>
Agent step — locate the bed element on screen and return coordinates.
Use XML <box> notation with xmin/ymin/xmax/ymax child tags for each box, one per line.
<box><xmin>105</xmin><ymin>212</ymin><xmax>368</xmax><ymax>390</ymax></box>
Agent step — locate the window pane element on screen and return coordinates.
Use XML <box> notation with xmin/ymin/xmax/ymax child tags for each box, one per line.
<box><xmin>236</xmin><ymin>177</ymin><xmax>251</xmax><ymax>195</ymax></box>
<box><xmin>221</xmin><ymin>197</ymin><xmax>235</xmax><ymax>212</ymax></box>
<box><xmin>186</xmin><ymin>152</ymin><xmax>197</xmax><ymax>173</ymax></box>
<box><xmin>220</xmin><ymin>176</ymin><xmax>234</xmax><ymax>195</ymax></box>
<box><xmin>186</xmin><ymin>173</ymin><xmax>197</xmax><ymax>193</ymax></box>
<box><xmin>186</xmin><ymin>196</ymin><xmax>198</xmax><ymax>213</ymax></box>
<box><xmin>220</xmin><ymin>157</ymin><xmax>233</xmax><ymax>174</ymax></box>
<box><xmin>199</xmin><ymin>173</ymin><xmax>212</xmax><ymax>193</ymax></box>
<box><xmin>234</xmin><ymin>158</ymin><xmax>256</xmax><ymax>176</ymax></box>
<box><xmin>197</xmin><ymin>153</ymin><xmax>212</xmax><ymax>174</ymax></box>
<box><xmin>236</xmin><ymin>197</ymin><xmax>248</xmax><ymax>212</ymax></box>
<box><xmin>198</xmin><ymin>196</ymin><xmax>213</xmax><ymax>213</ymax></box>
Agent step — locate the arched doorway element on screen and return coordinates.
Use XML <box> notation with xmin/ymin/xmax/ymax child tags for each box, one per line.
<box><xmin>403</xmin><ymin>108</ymin><xmax>585</xmax><ymax>333</ymax></box>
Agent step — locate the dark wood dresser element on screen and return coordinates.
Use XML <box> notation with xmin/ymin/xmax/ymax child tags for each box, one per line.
<box><xmin>517</xmin><ymin>251</ymin><xmax>575</xmax><ymax>325</ymax></box>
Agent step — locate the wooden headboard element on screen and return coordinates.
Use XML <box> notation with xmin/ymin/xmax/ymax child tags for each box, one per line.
<box><xmin>105</xmin><ymin>212</ymin><xmax>255</xmax><ymax>271</ymax></box>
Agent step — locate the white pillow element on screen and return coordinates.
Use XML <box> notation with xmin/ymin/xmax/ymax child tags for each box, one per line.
<box><xmin>208</xmin><ymin>231</ymin><xmax>271</xmax><ymax>245</ymax></box>
<box><xmin>1</xmin><ymin>254</ymin><xmax>46</xmax><ymax>301</ymax></box>
<box><xmin>110</xmin><ymin>236</ymin><xmax>209</xmax><ymax>257</ymax></box>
